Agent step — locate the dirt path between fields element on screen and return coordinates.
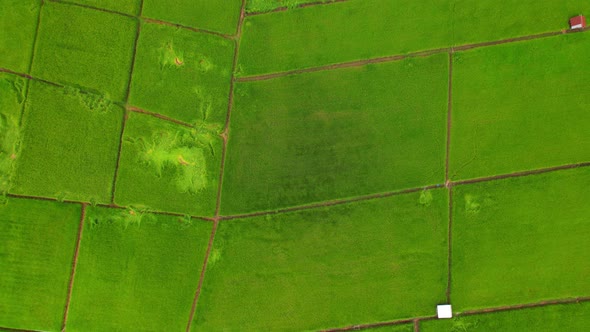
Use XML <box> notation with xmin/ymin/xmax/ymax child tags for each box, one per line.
<box><xmin>61</xmin><ymin>203</ymin><xmax>86</xmax><ymax>331</ymax></box>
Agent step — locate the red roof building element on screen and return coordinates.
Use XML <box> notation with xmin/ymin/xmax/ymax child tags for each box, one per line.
<box><xmin>570</xmin><ymin>15</ymin><xmax>586</xmax><ymax>30</ymax></box>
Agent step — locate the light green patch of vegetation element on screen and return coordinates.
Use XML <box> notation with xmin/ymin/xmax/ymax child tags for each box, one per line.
<box><xmin>129</xmin><ymin>22</ymin><xmax>235</xmax><ymax>124</ymax></box>
<box><xmin>12</xmin><ymin>80</ymin><xmax>123</xmax><ymax>204</ymax></box>
<box><xmin>0</xmin><ymin>197</ymin><xmax>81</xmax><ymax>331</ymax></box>
<box><xmin>222</xmin><ymin>54</ymin><xmax>447</xmax><ymax>214</ymax></box>
<box><xmin>419</xmin><ymin>189</ymin><xmax>434</xmax><ymax>207</ymax></box>
<box><xmin>0</xmin><ymin>74</ymin><xmax>26</xmax><ymax>194</ymax></box>
<box><xmin>62</xmin><ymin>85</ymin><xmax>112</xmax><ymax>113</ymax></box>
<box><xmin>68</xmin><ymin>0</ymin><xmax>141</xmax><ymax>15</ymax></box>
<box><xmin>0</xmin><ymin>0</ymin><xmax>40</xmax><ymax>72</ymax></box>
<box><xmin>194</xmin><ymin>189</ymin><xmax>448</xmax><ymax>331</ymax></box>
<box><xmin>67</xmin><ymin>206</ymin><xmax>212</xmax><ymax>331</ymax></box>
<box><xmin>32</xmin><ymin>1</ymin><xmax>137</xmax><ymax>101</ymax></box>
<box><xmin>450</xmin><ymin>33</ymin><xmax>590</xmax><ymax>180</ymax></box>
<box><xmin>115</xmin><ymin>112</ymin><xmax>221</xmax><ymax>216</ymax></box>
<box><xmin>421</xmin><ymin>302</ymin><xmax>590</xmax><ymax>332</ymax></box>
<box><xmin>452</xmin><ymin>167</ymin><xmax>590</xmax><ymax>310</ymax></box>
<box><xmin>142</xmin><ymin>0</ymin><xmax>242</xmax><ymax>35</ymax></box>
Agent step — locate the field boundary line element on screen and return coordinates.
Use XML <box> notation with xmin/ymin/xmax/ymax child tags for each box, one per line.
<box><xmin>125</xmin><ymin>106</ymin><xmax>194</xmax><ymax>128</ymax></box>
<box><xmin>452</xmin><ymin>161</ymin><xmax>590</xmax><ymax>186</ymax></box>
<box><xmin>322</xmin><ymin>315</ymin><xmax>437</xmax><ymax>332</ymax></box>
<box><xmin>324</xmin><ymin>296</ymin><xmax>590</xmax><ymax>331</ymax></box>
<box><xmin>5</xmin><ymin>193</ymin><xmax>214</xmax><ymax>221</ymax></box>
<box><xmin>219</xmin><ymin>184</ymin><xmax>441</xmax><ymax>221</ymax></box>
<box><xmin>61</xmin><ymin>203</ymin><xmax>86</xmax><ymax>331</ymax></box>
<box><xmin>237</xmin><ymin>28</ymin><xmax>588</xmax><ymax>83</ymax></box>
<box><xmin>110</xmin><ymin>1</ymin><xmax>143</xmax><ymax>205</ymax></box>
<box><xmin>246</xmin><ymin>0</ymin><xmax>350</xmax><ymax>16</ymax></box>
<box><xmin>46</xmin><ymin>0</ymin><xmax>233</xmax><ymax>40</ymax></box>
<box><xmin>185</xmin><ymin>1</ymin><xmax>247</xmax><ymax>330</ymax></box>
<box><xmin>445</xmin><ymin>51</ymin><xmax>454</xmax><ymax>304</ymax></box>
<box><xmin>0</xmin><ymin>327</ymin><xmax>42</xmax><ymax>332</ymax></box>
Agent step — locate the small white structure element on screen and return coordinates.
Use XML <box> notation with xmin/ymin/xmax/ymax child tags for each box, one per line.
<box><xmin>437</xmin><ymin>304</ymin><xmax>453</xmax><ymax>319</ymax></box>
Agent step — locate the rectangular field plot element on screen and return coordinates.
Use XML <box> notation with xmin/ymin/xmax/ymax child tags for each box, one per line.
<box><xmin>0</xmin><ymin>73</ymin><xmax>27</xmax><ymax>194</ymax></box>
<box><xmin>114</xmin><ymin>112</ymin><xmax>222</xmax><ymax>216</ymax></box>
<box><xmin>0</xmin><ymin>0</ymin><xmax>41</xmax><ymax>72</ymax></box>
<box><xmin>68</xmin><ymin>0</ymin><xmax>141</xmax><ymax>15</ymax></box>
<box><xmin>421</xmin><ymin>302</ymin><xmax>590</xmax><ymax>332</ymax></box>
<box><xmin>12</xmin><ymin>81</ymin><xmax>123</xmax><ymax>204</ymax></box>
<box><xmin>32</xmin><ymin>1</ymin><xmax>137</xmax><ymax>101</ymax></box>
<box><xmin>450</xmin><ymin>33</ymin><xmax>590</xmax><ymax>180</ymax></box>
<box><xmin>194</xmin><ymin>189</ymin><xmax>448</xmax><ymax>331</ymax></box>
<box><xmin>0</xmin><ymin>198</ymin><xmax>81</xmax><ymax>331</ymax></box>
<box><xmin>129</xmin><ymin>22</ymin><xmax>234</xmax><ymax>124</ymax></box>
<box><xmin>238</xmin><ymin>0</ymin><xmax>453</xmax><ymax>76</ymax></box>
<box><xmin>239</xmin><ymin>0</ymin><xmax>590</xmax><ymax>76</ymax></box>
<box><xmin>245</xmin><ymin>0</ymin><xmax>331</xmax><ymax>13</ymax></box>
<box><xmin>142</xmin><ymin>0</ymin><xmax>242</xmax><ymax>35</ymax></box>
<box><xmin>451</xmin><ymin>167</ymin><xmax>590</xmax><ymax>310</ymax></box>
<box><xmin>222</xmin><ymin>54</ymin><xmax>447</xmax><ymax>214</ymax></box>
<box><xmin>67</xmin><ymin>207</ymin><xmax>212</xmax><ymax>331</ymax></box>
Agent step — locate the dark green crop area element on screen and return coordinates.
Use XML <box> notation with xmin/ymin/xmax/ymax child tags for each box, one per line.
<box><xmin>67</xmin><ymin>207</ymin><xmax>212</xmax><ymax>331</ymax></box>
<box><xmin>451</xmin><ymin>167</ymin><xmax>590</xmax><ymax>310</ymax></box>
<box><xmin>450</xmin><ymin>33</ymin><xmax>590</xmax><ymax>180</ymax></box>
<box><xmin>223</xmin><ymin>54</ymin><xmax>448</xmax><ymax>214</ymax></box>
<box><xmin>0</xmin><ymin>198</ymin><xmax>80</xmax><ymax>331</ymax></box>
<box><xmin>1</xmin><ymin>0</ymin><xmax>590</xmax><ymax>330</ymax></box>
<box><xmin>194</xmin><ymin>189</ymin><xmax>448</xmax><ymax>331</ymax></box>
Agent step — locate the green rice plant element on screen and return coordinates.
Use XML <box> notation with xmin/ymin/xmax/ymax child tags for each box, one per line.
<box><xmin>0</xmin><ymin>75</ymin><xmax>25</xmax><ymax>194</ymax></box>
<box><xmin>87</xmin><ymin>206</ymin><xmax>155</xmax><ymax>229</ymax></box>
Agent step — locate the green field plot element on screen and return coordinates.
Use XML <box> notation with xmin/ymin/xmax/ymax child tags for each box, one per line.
<box><xmin>239</xmin><ymin>0</ymin><xmax>590</xmax><ymax>76</ymax></box>
<box><xmin>68</xmin><ymin>0</ymin><xmax>141</xmax><ymax>15</ymax></box>
<box><xmin>0</xmin><ymin>198</ymin><xmax>80</xmax><ymax>331</ymax></box>
<box><xmin>421</xmin><ymin>302</ymin><xmax>590</xmax><ymax>332</ymax></box>
<box><xmin>12</xmin><ymin>81</ymin><xmax>123</xmax><ymax>204</ymax></box>
<box><xmin>0</xmin><ymin>0</ymin><xmax>40</xmax><ymax>72</ymax></box>
<box><xmin>450</xmin><ymin>33</ymin><xmax>590</xmax><ymax>180</ymax></box>
<box><xmin>129</xmin><ymin>22</ymin><xmax>234</xmax><ymax>124</ymax></box>
<box><xmin>451</xmin><ymin>167</ymin><xmax>590</xmax><ymax>310</ymax></box>
<box><xmin>67</xmin><ymin>206</ymin><xmax>212</xmax><ymax>331</ymax></box>
<box><xmin>32</xmin><ymin>1</ymin><xmax>137</xmax><ymax>101</ymax></box>
<box><xmin>245</xmin><ymin>0</ymin><xmax>330</xmax><ymax>13</ymax></box>
<box><xmin>114</xmin><ymin>112</ymin><xmax>222</xmax><ymax>216</ymax></box>
<box><xmin>142</xmin><ymin>0</ymin><xmax>242</xmax><ymax>35</ymax></box>
<box><xmin>238</xmin><ymin>0</ymin><xmax>453</xmax><ymax>76</ymax></box>
<box><xmin>222</xmin><ymin>54</ymin><xmax>447</xmax><ymax>214</ymax></box>
<box><xmin>366</xmin><ymin>324</ymin><xmax>414</xmax><ymax>332</ymax></box>
<box><xmin>194</xmin><ymin>189</ymin><xmax>448</xmax><ymax>331</ymax></box>
<box><xmin>0</xmin><ymin>73</ymin><xmax>26</xmax><ymax>194</ymax></box>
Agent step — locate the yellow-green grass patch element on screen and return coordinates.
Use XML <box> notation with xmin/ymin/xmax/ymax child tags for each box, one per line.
<box><xmin>222</xmin><ymin>54</ymin><xmax>447</xmax><ymax>215</ymax></box>
<box><xmin>68</xmin><ymin>0</ymin><xmax>141</xmax><ymax>16</ymax></box>
<box><xmin>0</xmin><ymin>197</ymin><xmax>81</xmax><ymax>331</ymax></box>
<box><xmin>194</xmin><ymin>189</ymin><xmax>448</xmax><ymax>331</ymax></box>
<box><xmin>451</xmin><ymin>167</ymin><xmax>590</xmax><ymax>310</ymax></box>
<box><xmin>67</xmin><ymin>206</ymin><xmax>212</xmax><ymax>331</ymax></box>
<box><xmin>12</xmin><ymin>81</ymin><xmax>123</xmax><ymax>204</ymax></box>
<box><xmin>32</xmin><ymin>1</ymin><xmax>137</xmax><ymax>101</ymax></box>
<box><xmin>129</xmin><ymin>22</ymin><xmax>234</xmax><ymax>124</ymax></box>
<box><xmin>114</xmin><ymin>112</ymin><xmax>222</xmax><ymax>216</ymax></box>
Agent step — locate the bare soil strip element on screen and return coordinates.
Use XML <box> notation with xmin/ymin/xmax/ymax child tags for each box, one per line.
<box><xmin>126</xmin><ymin>106</ymin><xmax>194</xmax><ymax>128</ymax></box>
<box><xmin>141</xmin><ymin>17</ymin><xmax>234</xmax><ymax>41</ymax></box>
<box><xmin>414</xmin><ymin>319</ymin><xmax>420</xmax><ymax>332</ymax></box>
<box><xmin>219</xmin><ymin>184</ymin><xmax>442</xmax><ymax>221</ymax></box>
<box><xmin>184</xmin><ymin>2</ymin><xmax>247</xmax><ymax>331</ymax></box>
<box><xmin>0</xmin><ymin>327</ymin><xmax>41</xmax><ymax>332</ymax></box>
<box><xmin>60</xmin><ymin>203</ymin><xmax>86</xmax><ymax>331</ymax></box>
<box><xmin>237</xmin><ymin>28</ymin><xmax>589</xmax><ymax>83</ymax></box>
<box><xmin>246</xmin><ymin>0</ymin><xmax>351</xmax><ymax>16</ymax></box>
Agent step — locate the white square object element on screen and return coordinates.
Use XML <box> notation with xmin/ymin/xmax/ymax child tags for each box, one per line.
<box><xmin>437</xmin><ymin>304</ymin><xmax>453</xmax><ymax>319</ymax></box>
